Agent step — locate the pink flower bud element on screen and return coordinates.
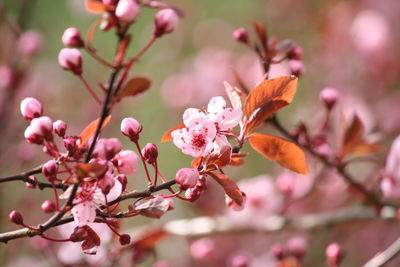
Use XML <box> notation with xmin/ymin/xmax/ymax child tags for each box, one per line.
<box><xmin>320</xmin><ymin>87</ymin><xmax>340</xmax><ymax>110</ymax></box>
<box><xmin>42</xmin><ymin>160</ymin><xmax>58</xmax><ymax>181</ymax></box>
<box><xmin>270</xmin><ymin>243</ymin><xmax>287</xmax><ymax>260</ymax></box>
<box><xmin>25</xmin><ymin>176</ymin><xmax>38</xmax><ymax>188</ymax></box>
<box><xmin>98</xmin><ymin>172</ymin><xmax>116</xmax><ymax>195</ymax></box>
<box><xmin>30</xmin><ymin>116</ymin><xmax>53</xmax><ymax>141</ymax></box>
<box><xmin>17</xmin><ymin>30</ymin><xmax>43</xmax><ymax>57</ymax></box>
<box><xmin>119</xmin><ymin>234</ymin><xmax>131</xmax><ymax>245</ymax></box>
<box><xmin>24</xmin><ymin>126</ymin><xmax>44</xmax><ymax>145</ymax></box>
<box><xmin>114</xmin><ymin>150</ymin><xmax>139</xmax><ymax>175</ymax></box>
<box><xmin>115</xmin><ymin>0</ymin><xmax>140</xmax><ymax>23</ymax></box>
<box><xmin>175</xmin><ymin>168</ymin><xmax>199</xmax><ymax>190</ymax></box>
<box><xmin>287</xmin><ymin>45</ymin><xmax>303</xmax><ymax>60</ymax></box>
<box><xmin>41</xmin><ymin>200</ymin><xmax>55</xmax><ymax>213</ymax></box>
<box><xmin>225</xmin><ymin>192</ymin><xmax>246</xmax><ymax>211</ymax></box>
<box><xmin>9</xmin><ymin>210</ymin><xmax>23</xmax><ymax>225</ymax></box>
<box><xmin>287</xmin><ymin>236</ymin><xmax>308</xmax><ymax>259</ymax></box>
<box><xmin>229</xmin><ymin>253</ymin><xmax>251</xmax><ymax>267</ymax></box>
<box><xmin>117</xmin><ymin>174</ymin><xmax>128</xmax><ymax>191</ymax></box>
<box><xmin>142</xmin><ymin>143</ymin><xmax>158</xmax><ymax>164</ymax></box>
<box><xmin>190</xmin><ymin>238</ymin><xmax>216</xmax><ymax>260</ymax></box>
<box><xmin>233</xmin><ymin>28</ymin><xmax>249</xmax><ymax>44</ymax></box>
<box><xmin>0</xmin><ymin>65</ymin><xmax>14</xmax><ymax>88</ymax></box>
<box><xmin>326</xmin><ymin>243</ymin><xmax>343</xmax><ymax>267</ymax></box>
<box><xmin>288</xmin><ymin>60</ymin><xmax>305</xmax><ymax>77</ymax></box>
<box><xmin>185</xmin><ymin>187</ymin><xmax>201</xmax><ymax>201</ymax></box>
<box><xmin>20</xmin><ymin>97</ymin><xmax>43</xmax><ymax>121</ymax></box>
<box><xmin>103</xmin><ymin>0</ymin><xmax>118</xmax><ymax>8</ymax></box>
<box><xmin>63</xmin><ymin>136</ymin><xmax>79</xmax><ymax>153</ymax></box>
<box><xmin>154</xmin><ymin>9</ymin><xmax>179</xmax><ymax>37</ymax></box>
<box><xmin>121</xmin><ymin>117</ymin><xmax>142</xmax><ymax>142</ymax></box>
<box><xmin>53</xmin><ymin>120</ymin><xmax>67</xmax><ymax>137</ymax></box>
<box><xmin>94</xmin><ymin>138</ymin><xmax>122</xmax><ymax>160</ymax></box>
<box><xmin>58</xmin><ymin>48</ymin><xmax>82</xmax><ymax>75</ymax></box>
<box><xmin>62</xmin><ymin>27</ymin><xmax>84</xmax><ymax>47</ymax></box>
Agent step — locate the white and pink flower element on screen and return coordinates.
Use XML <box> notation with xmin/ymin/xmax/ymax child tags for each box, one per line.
<box><xmin>171</xmin><ymin>96</ymin><xmax>242</xmax><ymax>157</ymax></box>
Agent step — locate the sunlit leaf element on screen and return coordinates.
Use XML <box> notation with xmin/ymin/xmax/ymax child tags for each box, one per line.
<box><xmin>80</xmin><ymin>115</ymin><xmax>111</xmax><ymax>146</ymax></box>
<box><xmin>116</xmin><ymin>76</ymin><xmax>151</xmax><ymax>99</ymax></box>
<box><xmin>161</xmin><ymin>124</ymin><xmax>185</xmax><ymax>143</ymax></box>
<box><xmin>208</xmin><ymin>172</ymin><xmax>244</xmax><ymax>206</ymax></box>
<box><xmin>244</xmin><ymin>76</ymin><xmax>298</xmax><ymax>134</ymax></box>
<box><xmin>248</xmin><ymin>133</ymin><xmax>308</xmax><ymax>174</ymax></box>
<box><xmin>85</xmin><ymin>0</ymin><xmax>105</xmax><ymax>14</ymax></box>
<box><xmin>207</xmin><ymin>146</ymin><xmax>232</xmax><ymax>169</ymax></box>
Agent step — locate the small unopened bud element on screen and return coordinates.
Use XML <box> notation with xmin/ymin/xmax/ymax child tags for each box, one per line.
<box><xmin>53</xmin><ymin>120</ymin><xmax>67</xmax><ymax>137</ymax></box>
<box><xmin>270</xmin><ymin>243</ymin><xmax>287</xmax><ymax>260</ymax></box>
<box><xmin>229</xmin><ymin>253</ymin><xmax>251</xmax><ymax>267</ymax></box>
<box><xmin>142</xmin><ymin>143</ymin><xmax>158</xmax><ymax>164</ymax></box>
<box><xmin>94</xmin><ymin>138</ymin><xmax>122</xmax><ymax>160</ymax></box>
<box><xmin>287</xmin><ymin>45</ymin><xmax>304</xmax><ymax>60</ymax></box>
<box><xmin>326</xmin><ymin>242</ymin><xmax>343</xmax><ymax>267</ymax></box>
<box><xmin>30</xmin><ymin>116</ymin><xmax>53</xmax><ymax>141</ymax></box>
<box><xmin>119</xmin><ymin>234</ymin><xmax>131</xmax><ymax>245</ymax></box>
<box><xmin>154</xmin><ymin>9</ymin><xmax>179</xmax><ymax>38</ymax></box>
<box><xmin>24</xmin><ymin>126</ymin><xmax>44</xmax><ymax>145</ymax></box>
<box><xmin>225</xmin><ymin>192</ymin><xmax>246</xmax><ymax>211</ymax></box>
<box><xmin>41</xmin><ymin>200</ymin><xmax>55</xmax><ymax>213</ymax></box>
<box><xmin>20</xmin><ymin>97</ymin><xmax>43</xmax><ymax>121</ymax></box>
<box><xmin>26</xmin><ymin>176</ymin><xmax>38</xmax><ymax>188</ymax></box>
<box><xmin>62</xmin><ymin>27</ymin><xmax>84</xmax><ymax>47</ymax></box>
<box><xmin>9</xmin><ymin>210</ymin><xmax>23</xmax><ymax>225</ymax></box>
<box><xmin>288</xmin><ymin>60</ymin><xmax>305</xmax><ymax>77</ymax></box>
<box><xmin>175</xmin><ymin>168</ymin><xmax>199</xmax><ymax>190</ymax></box>
<box><xmin>116</xmin><ymin>0</ymin><xmax>140</xmax><ymax>23</ymax></box>
<box><xmin>17</xmin><ymin>30</ymin><xmax>43</xmax><ymax>57</ymax></box>
<box><xmin>117</xmin><ymin>174</ymin><xmax>128</xmax><ymax>191</ymax></box>
<box><xmin>63</xmin><ymin>136</ymin><xmax>79</xmax><ymax>153</ymax></box>
<box><xmin>190</xmin><ymin>238</ymin><xmax>216</xmax><ymax>260</ymax></box>
<box><xmin>98</xmin><ymin>172</ymin><xmax>115</xmax><ymax>195</ymax></box>
<box><xmin>320</xmin><ymin>87</ymin><xmax>340</xmax><ymax>110</ymax></box>
<box><xmin>185</xmin><ymin>187</ymin><xmax>201</xmax><ymax>202</ymax></box>
<box><xmin>120</xmin><ymin>117</ymin><xmax>142</xmax><ymax>142</ymax></box>
<box><xmin>287</xmin><ymin>236</ymin><xmax>308</xmax><ymax>259</ymax></box>
<box><xmin>114</xmin><ymin>150</ymin><xmax>139</xmax><ymax>175</ymax></box>
<box><xmin>58</xmin><ymin>48</ymin><xmax>82</xmax><ymax>75</ymax></box>
<box><xmin>42</xmin><ymin>160</ymin><xmax>58</xmax><ymax>181</ymax></box>
<box><xmin>233</xmin><ymin>28</ymin><xmax>249</xmax><ymax>44</ymax></box>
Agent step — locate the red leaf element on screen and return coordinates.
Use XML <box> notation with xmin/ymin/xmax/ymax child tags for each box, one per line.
<box><xmin>207</xmin><ymin>146</ymin><xmax>232</xmax><ymax>169</ymax></box>
<box><xmin>248</xmin><ymin>133</ymin><xmax>308</xmax><ymax>174</ymax></box>
<box><xmin>208</xmin><ymin>172</ymin><xmax>244</xmax><ymax>206</ymax></box>
<box><xmin>161</xmin><ymin>124</ymin><xmax>185</xmax><ymax>143</ymax></box>
<box><xmin>116</xmin><ymin>76</ymin><xmax>151</xmax><ymax>99</ymax></box>
<box><xmin>252</xmin><ymin>22</ymin><xmax>267</xmax><ymax>49</ymax></box>
<box><xmin>80</xmin><ymin>225</ymin><xmax>101</xmax><ymax>255</ymax></box>
<box><xmin>133</xmin><ymin>228</ymin><xmax>169</xmax><ymax>250</ymax></box>
<box><xmin>244</xmin><ymin>76</ymin><xmax>298</xmax><ymax>134</ymax></box>
<box><xmin>85</xmin><ymin>0</ymin><xmax>105</xmax><ymax>14</ymax></box>
<box><xmin>80</xmin><ymin>115</ymin><xmax>111</xmax><ymax>146</ymax></box>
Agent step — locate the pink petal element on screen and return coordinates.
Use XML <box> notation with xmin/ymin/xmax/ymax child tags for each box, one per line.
<box><xmin>183</xmin><ymin>108</ymin><xmax>205</xmax><ymax>126</ymax></box>
<box><xmin>72</xmin><ymin>201</ymin><xmax>96</xmax><ymax>227</ymax></box>
<box><xmin>207</xmin><ymin>96</ymin><xmax>226</xmax><ymax>115</ymax></box>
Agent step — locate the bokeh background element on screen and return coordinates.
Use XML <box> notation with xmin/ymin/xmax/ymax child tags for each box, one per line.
<box><xmin>1</xmin><ymin>0</ymin><xmax>400</xmax><ymax>266</ymax></box>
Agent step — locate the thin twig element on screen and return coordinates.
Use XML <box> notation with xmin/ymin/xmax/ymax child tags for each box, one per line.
<box><xmin>363</xmin><ymin>236</ymin><xmax>400</xmax><ymax>267</ymax></box>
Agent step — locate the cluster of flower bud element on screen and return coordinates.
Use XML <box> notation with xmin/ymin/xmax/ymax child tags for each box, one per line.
<box><xmin>185</xmin><ymin>175</ymin><xmax>207</xmax><ymax>201</ymax></box>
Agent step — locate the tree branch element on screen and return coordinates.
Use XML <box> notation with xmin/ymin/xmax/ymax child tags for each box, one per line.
<box><xmin>363</xmin><ymin>236</ymin><xmax>400</xmax><ymax>267</ymax></box>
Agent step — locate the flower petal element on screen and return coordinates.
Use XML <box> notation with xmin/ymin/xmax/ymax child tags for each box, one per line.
<box><xmin>72</xmin><ymin>201</ymin><xmax>96</xmax><ymax>227</ymax></box>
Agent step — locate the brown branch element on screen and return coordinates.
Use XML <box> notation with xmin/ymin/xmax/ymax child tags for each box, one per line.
<box><xmin>363</xmin><ymin>236</ymin><xmax>400</xmax><ymax>267</ymax></box>
<box><xmin>0</xmin><ymin>179</ymin><xmax>177</xmax><ymax>243</ymax></box>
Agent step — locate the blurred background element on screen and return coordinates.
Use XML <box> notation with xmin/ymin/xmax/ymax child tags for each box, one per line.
<box><xmin>1</xmin><ymin>0</ymin><xmax>400</xmax><ymax>266</ymax></box>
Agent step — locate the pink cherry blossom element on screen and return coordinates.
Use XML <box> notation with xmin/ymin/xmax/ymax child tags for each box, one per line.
<box><xmin>206</xmin><ymin>96</ymin><xmax>242</xmax><ymax>131</ymax></box>
<box><xmin>113</xmin><ymin>150</ymin><xmax>138</xmax><ymax>175</ymax></box>
<box><xmin>171</xmin><ymin>110</ymin><xmax>216</xmax><ymax>157</ymax></box>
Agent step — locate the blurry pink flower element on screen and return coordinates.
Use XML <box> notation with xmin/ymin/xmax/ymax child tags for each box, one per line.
<box><xmin>17</xmin><ymin>30</ymin><xmax>43</xmax><ymax>57</ymax></box>
<box><xmin>381</xmin><ymin>135</ymin><xmax>400</xmax><ymax>198</ymax></box>
<box><xmin>171</xmin><ymin>110</ymin><xmax>216</xmax><ymax>157</ymax></box>
<box><xmin>232</xmin><ymin>28</ymin><xmax>249</xmax><ymax>44</ymax></box>
<box><xmin>326</xmin><ymin>242</ymin><xmax>343</xmax><ymax>266</ymax></box>
<box><xmin>115</xmin><ymin>0</ymin><xmax>140</xmax><ymax>23</ymax></box>
<box><xmin>275</xmin><ymin>170</ymin><xmax>314</xmax><ymax>200</ymax></box>
<box><xmin>190</xmin><ymin>238</ymin><xmax>216</xmax><ymax>260</ymax></box>
<box><xmin>320</xmin><ymin>87</ymin><xmax>340</xmax><ymax>110</ymax></box>
<box><xmin>0</xmin><ymin>65</ymin><xmax>14</xmax><ymax>88</ymax></box>
<box><xmin>287</xmin><ymin>236</ymin><xmax>308</xmax><ymax>259</ymax></box>
<box><xmin>113</xmin><ymin>150</ymin><xmax>139</xmax><ymax>175</ymax></box>
<box><xmin>93</xmin><ymin>138</ymin><xmax>122</xmax><ymax>160</ymax></box>
<box><xmin>350</xmin><ymin>10</ymin><xmax>390</xmax><ymax>54</ymax></box>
